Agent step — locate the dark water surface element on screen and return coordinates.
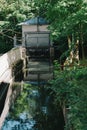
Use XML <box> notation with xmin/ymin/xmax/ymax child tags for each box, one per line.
<box><xmin>2</xmin><ymin>84</ymin><xmax>64</xmax><ymax>130</ymax></box>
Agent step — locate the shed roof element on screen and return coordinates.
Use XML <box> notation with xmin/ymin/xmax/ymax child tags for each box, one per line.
<box><xmin>19</xmin><ymin>17</ymin><xmax>49</xmax><ymax>25</ymax></box>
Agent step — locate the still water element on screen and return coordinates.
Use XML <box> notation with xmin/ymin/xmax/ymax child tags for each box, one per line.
<box><xmin>2</xmin><ymin>83</ymin><xmax>64</xmax><ymax>130</ymax></box>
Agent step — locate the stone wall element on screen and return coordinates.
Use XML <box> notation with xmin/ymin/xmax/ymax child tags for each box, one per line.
<box><xmin>0</xmin><ymin>47</ymin><xmax>22</xmax><ymax>83</ymax></box>
<box><xmin>0</xmin><ymin>46</ymin><xmax>24</xmax><ymax>129</ymax></box>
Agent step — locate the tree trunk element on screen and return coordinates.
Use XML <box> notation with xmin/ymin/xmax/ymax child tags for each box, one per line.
<box><xmin>64</xmin><ymin>36</ymin><xmax>73</xmax><ymax>65</ymax></box>
<box><xmin>62</xmin><ymin>101</ymin><xmax>67</xmax><ymax>125</ymax></box>
<box><xmin>79</xmin><ymin>23</ymin><xmax>85</xmax><ymax>60</ymax></box>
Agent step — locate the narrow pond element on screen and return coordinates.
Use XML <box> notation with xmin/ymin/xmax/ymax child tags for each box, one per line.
<box><xmin>1</xmin><ymin>82</ymin><xmax>64</xmax><ymax>130</ymax></box>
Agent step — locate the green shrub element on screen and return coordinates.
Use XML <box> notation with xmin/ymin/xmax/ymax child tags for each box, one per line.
<box><xmin>47</xmin><ymin>65</ymin><xmax>87</xmax><ymax>130</ymax></box>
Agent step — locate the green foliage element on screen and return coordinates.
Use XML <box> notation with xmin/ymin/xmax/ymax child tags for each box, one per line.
<box><xmin>44</xmin><ymin>0</ymin><xmax>87</xmax><ymax>59</ymax></box>
<box><xmin>0</xmin><ymin>0</ymin><xmax>49</xmax><ymax>53</ymax></box>
<box><xmin>0</xmin><ymin>0</ymin><xmax>87</xmax><ymax>58</ymax></box>
<box><xmin>10</xmin><ymin>83</ymin><xmax>39</xmax><ymax>120</ymax></box>
<box><xmin>46</xmin><ymin>0</ymin><xmax>87</xmax><ymax>37</ymax></box>
<box><xmin>10</xmin><ymin>83</ymin><xmax>32</xmax><ymax>119</ymax></box>
<box><xmin>0</xmin><ymin>21</ymin><xmax>13</xmax><ymax>53</ymax></box>
<box><xmin>0</xmin><ymin>0</ymin><xmax>34</xmax><ymax>53</ymax></box>
<box><xmin>48</xmin><ymin>64</ymin><xmax>87</xmax><ymax>130</ymax></box>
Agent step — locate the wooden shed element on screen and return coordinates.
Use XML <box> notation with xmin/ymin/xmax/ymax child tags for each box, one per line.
<box><xmin>19</xmin><ymin>17</ymin><xmax>54</xmax><ymax>82</ymax></box>
<box><xmin>19</xmin><ymin>17</ymin><xmax>52</xmax><ymax>47</ymax></box>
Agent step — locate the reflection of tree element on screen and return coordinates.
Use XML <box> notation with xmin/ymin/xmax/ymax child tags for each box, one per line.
<box><xmin>10</xmin><ymin>83</ymin><xmax>38</xmax><ymax>119</ymax></box>
<box><xmin>2</xmin><ymin>83</ymin><xmax>64</xmax><ymax>130</ymax></box>
<box><xmin>2</xmin><ymin>84</ymin><xmax>39</xmax><ymax>130</ymax></box>
<box><xmin>33</xmin><ymin>87</ymin><xmax>65</xmax><ymax>130</ymax></box>
<box><xmin>3</xmin><ymin>118</ymin><xmax>36</xmax><ymax>130</ymax></box>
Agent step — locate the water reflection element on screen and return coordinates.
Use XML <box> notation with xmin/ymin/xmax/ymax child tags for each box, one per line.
<box><xmin>3</xmin><ymin>118</ymin><xmax>36</xmax><ymax>130</ymax></box>
<box><xmin>2</xmin><ymin>83</ymin><xmax>64</xmax><ymax>130</ymax></box>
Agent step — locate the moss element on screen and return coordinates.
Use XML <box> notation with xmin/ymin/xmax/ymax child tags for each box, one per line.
<box><xmin>12</xmin><ymin>59</ymin><xmax>24</xmax><ymax>81</ymax></box>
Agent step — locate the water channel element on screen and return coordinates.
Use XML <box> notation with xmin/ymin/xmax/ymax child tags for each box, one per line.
<box><xmin>1</xmin><ymin>82</ymin><xmax>65</xmax><ymax>130</ymax></box>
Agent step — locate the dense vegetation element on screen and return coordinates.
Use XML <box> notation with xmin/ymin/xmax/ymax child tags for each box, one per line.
<box><xmin>0</xmin><ymin>0</ymin><xmax>87</xmax><ymax>129</ymax></box>
<box><xmin>47</xmin><ymin>63</ymin><xmax>87</xmax><ymax>130</ymax></box>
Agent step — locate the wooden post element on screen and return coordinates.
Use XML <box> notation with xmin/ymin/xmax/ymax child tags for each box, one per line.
<box><xmin>13</xmin><ymin>34</ymin><xmax>17</xmax><ymax>47</ymax></box>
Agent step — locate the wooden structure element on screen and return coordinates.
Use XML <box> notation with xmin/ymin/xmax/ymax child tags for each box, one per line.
<box><xmin>19</xmin><ymin>17</ymin><xmax>54</xmax><ymax>82</ymax></box>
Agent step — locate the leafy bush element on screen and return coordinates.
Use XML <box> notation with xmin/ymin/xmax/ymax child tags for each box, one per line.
<box><xmin>47</xmin><ymin>65</ymin><xmax>87</xmax><ymax>130</ymax></box>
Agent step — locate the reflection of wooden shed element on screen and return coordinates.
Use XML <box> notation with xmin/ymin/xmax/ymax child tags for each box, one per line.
<box><xmin>19</xmin><ymin>17</ymin><xmax>54</xmax><ymax>82</ymax></box>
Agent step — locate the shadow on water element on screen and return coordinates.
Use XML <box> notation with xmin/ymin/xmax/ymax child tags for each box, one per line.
<box><xmin>0</xmin><ymin>82</ymin><xmax>9</xmax><ymax>116</ymax></box>
<box><xmin>2</xmin><ymin>83</ymin><xmax>65</xmax><ymax>130</ymax></box>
